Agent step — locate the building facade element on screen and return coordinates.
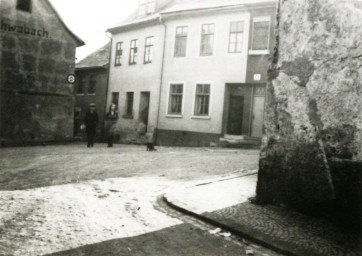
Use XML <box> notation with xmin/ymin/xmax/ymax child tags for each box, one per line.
<box><xmin>0</xmin><ymin>0</ymin><xmax>84</xmax><ymax>145</ymax></box>
<box><xmin>107</xmin><ymin>0</ymin><xmax>276</xmax><ymax>146</ymax></box>
<box><xmin>74</xmin><ymin>42</ymin><xmax>110</xmax><ymax>141</ymax></box>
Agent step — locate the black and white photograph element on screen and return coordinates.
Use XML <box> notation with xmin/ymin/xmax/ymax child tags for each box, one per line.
<box><xmin>0</xmin><ymin>0</ymin><xmax>361</xmax><ymax>255</ymax></box>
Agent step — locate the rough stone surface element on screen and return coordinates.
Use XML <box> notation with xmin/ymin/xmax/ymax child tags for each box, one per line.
<box><xmin>0</xmin><ymin>0</ymin><xmax>81</xmax><ymax>145</ymax></box>
<box><xmin>256</xmin><ymin>0</ymin><xmax>362</xmax><ymax>217</ymax></box>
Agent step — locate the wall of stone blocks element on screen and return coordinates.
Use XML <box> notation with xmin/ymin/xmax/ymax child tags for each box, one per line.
<box><xmin>0</xmin><ymin>0</ymin><xmax>80</xmax><ymax>144</ymax></box>
<box><xmin>256</xmin><ymin>0</ymin><xmax>362</xmax><ymax>220</ymax></box>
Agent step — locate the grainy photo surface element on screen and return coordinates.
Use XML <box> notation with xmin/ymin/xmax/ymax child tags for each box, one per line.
<box><xmin>0</xmin><ymin>0</ymin><xmax>361</xmax><ymax>255</ymax></box>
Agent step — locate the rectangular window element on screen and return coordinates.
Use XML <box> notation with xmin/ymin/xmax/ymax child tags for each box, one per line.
<box><xmin>229</xmin><ymin>21</ymin><xmax>244</xmax><ymax>53</ymax></box>
<box><xmin>76</xmin><ymin>77</ymin><xmax>84</xmax><ymax>94</ymax></box>
<box><xmin>174</xmin><ymin>26</ymin><xmax>188</xmax><ymax>57</ymax></box>
<box><xmin>17</xmin><ymin>0</ymin><xmax>31</xmax><ymax>12</ymax></box>
<box><xmin>115</xmin><ymin>42</ymin><xmax>123</xmax><ymax>66</ymax></box>
<box><xmin>194</xmin><ymin>84</ymin><xmax>210</xmax><ymax>116</ymax></box>
<box><xmin>126</xmin><ymin>92</ymin><xmax>134</xmax><ymax>116</ymax></box>
<box><xmin>138</xmin><ymin>0</ymin><xmax>155</xmax><ymax>16</ymax></box>
<box><xmin>144</xmin><ymin>36</ymin><xmax>154</xmax><ymax>63</ymax></box>
<box><xmin>112</xmin><ymin>92</ymin><xmax>119</xmax><ymax>107</ymax></box>
<box><xmin>200</xmin><ymin>24</ymin><xmax>214</xmax><ymax>56</ymax></box>
<box><xmin>168</xmin><ymin>84</ymin><xmax>183</xmax><ymax>115</ymax></box>
<box><xmin>251</xmin><ymin>18</ymin><xmax>270</xmax><ymax>50</ymax></box>
<box><xmin>129</xmin><ymin>39</ymin><xmax>138</xmax><ymax>65</ymax></box>
<box><xmin>88</xmin><ymin>77</ymin><xmax>96</xmax><ymax>94</ymax></box>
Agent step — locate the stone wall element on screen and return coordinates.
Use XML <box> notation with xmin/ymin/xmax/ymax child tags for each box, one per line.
<box><xmin>0</xmin><ymin>0</ymin><xmax>82</xmax><ymax>145</ymax></box>
<box><xmin>256</xmin><ymin>0</ymin><xmax>362</xmax><ymax>222</ymax></box>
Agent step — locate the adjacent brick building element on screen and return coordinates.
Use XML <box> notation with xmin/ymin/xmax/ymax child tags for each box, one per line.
<box><xmin>0</xmin><ymin>0</ymin><xmax>84</xmax><ymax>145</ymax></box>
<box><xmin>74</xmin><ymin>42</ymin><xmax>111</xmax><ymax>141</ymax></box>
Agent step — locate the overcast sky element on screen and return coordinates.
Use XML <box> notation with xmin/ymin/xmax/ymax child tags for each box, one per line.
<box><xmin>49</xmin><ymin>0</ymin><xmax>138</xmax><ymax>62</ymax></box>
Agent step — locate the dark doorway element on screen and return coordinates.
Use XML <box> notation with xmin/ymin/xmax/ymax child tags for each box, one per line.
<box><xmin>227</xmin><ymin>96</ymin><xmax>244</xmax><ymax>135</ymax></box>
<box><xmin>139</xmin><ymin>92</ymin><xmax>150</xmax><ymax>126</ymax></box>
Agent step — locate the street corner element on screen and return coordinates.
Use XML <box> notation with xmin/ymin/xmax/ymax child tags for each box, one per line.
<box><xmin>163</xmin><ymin>172</ymin><xmax>258</xmax><ymax>216</ymax></box>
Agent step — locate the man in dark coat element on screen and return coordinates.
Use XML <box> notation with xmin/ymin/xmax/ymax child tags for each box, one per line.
<box><xmin>84</xmin><ymin>103</ymin><xmax>98</xmax><ymax>148</ymax></box>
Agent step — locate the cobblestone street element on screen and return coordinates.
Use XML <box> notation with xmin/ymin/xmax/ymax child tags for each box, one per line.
<box><xmin>0</xmin><ymin>144</ymin><xmax>280</xmax><ymax>256</ymax></box>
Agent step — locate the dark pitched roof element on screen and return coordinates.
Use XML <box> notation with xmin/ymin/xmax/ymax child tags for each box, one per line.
<box><xmin>76</xmin><ymin>42</ymin><xmax>111</xmax><ymax>70</ymax></box>
<box><xmin>44</xmin><ymin>0</ymin><xmax>85</xmax><ymax>46</ymax></box>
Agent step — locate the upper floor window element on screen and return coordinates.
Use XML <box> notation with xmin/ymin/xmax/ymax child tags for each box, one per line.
<box><xmin>194</xmin><ymin>84</ymin><xmax>210</xmax><ymax>116</ymax></box>
<box><xmin>200</xmin><ymin>24</ymin><xmax>215</xmax><ymax>56</ymax></box>
<box><xmin>17</xmin><ymin>0</ymin><xmax>31</xmax><ymax>12</ymax></box>
<box><xmin>229</xmin><ymin>21</ymin><xmax>244</xmax><ymax>53</ymax></box>
<box><xmin>138</xmin><ymin>0</ymin><xmax>156</xmax><ymax>16</ymax></box>
<box><xmin>168</xmin><ymin>84</ymin><xmax>183</xmax><ymax>115</ymax></box>
<box><xmin>251</xmin><ymin>17</ymin><xmax>270</xmax><ymax>51</ymax></box>
<box><xmin>88</xmin><ymin>76</ymin><xmax>96</xmax><ymax>94</ymax></box>
<box><xmin>115</xmin><ymin>42</ymin><xmax>123</xmax><ymax>66</ymax></box>
<box><xmin>144</xmin><ymin>36</ymin><xmax>154</xmax><ymax>63</ymax></box>
<box><xmin>129</xmin><ymin>39</ymin><xmax>138</xmax><ymax>65</ymax></box>
<box><xmin>174</xmin><ymin>26</ymin><xmax>188</xmax><ymax>57</ymax></box>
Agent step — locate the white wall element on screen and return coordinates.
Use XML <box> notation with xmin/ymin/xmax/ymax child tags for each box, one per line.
<box><xmin>108</xmin><ymin>24</ymin><xmax>165</xmax><ymax>136</ymax></box>
<box><xmin>158</xmin><ymin>10</ymin><xmax>251</xmax><ymax>134</ymax></box>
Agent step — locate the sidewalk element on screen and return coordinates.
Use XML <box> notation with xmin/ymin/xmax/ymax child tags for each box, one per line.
<box><xmin>164</xmin><ymin>173</ymin><xmax>361</xmax><ymax>256</ymax></box>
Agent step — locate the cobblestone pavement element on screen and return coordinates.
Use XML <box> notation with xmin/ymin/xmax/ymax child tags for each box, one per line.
<box><xmin>0</xmin><ymin>144</ymin><xmax>259</xmax><ymax>191</ymax></box>
<box><xmin>0</xmin><ymin>144</ymin><xmax>281</xmax><ymax>255</ymax></box>
<box><xmin>165</xmin><ymin>176</ymin><xmax>362</xmax><ymax>256</ymax></box>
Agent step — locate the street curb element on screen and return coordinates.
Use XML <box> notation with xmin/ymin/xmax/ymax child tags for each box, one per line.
<box><xmin>194</xmin><ymin>171</ymin><xmax>258</xmax><ymax>187</ymax></box>
<box><xmin>163</xmin><ymin>195</ymin><xmax>300</xmax><ymax>256</ymax></box>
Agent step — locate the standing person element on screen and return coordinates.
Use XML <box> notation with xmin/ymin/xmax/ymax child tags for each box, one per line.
<box><xmin>83</xmin><ymin>103</ymin><xmax>98</xmax><ymax>148</ymax></box>
<box><xmin>105</xmin><ymin>103</ymin><xmax>118</xmax><ymax>147</ymax></box>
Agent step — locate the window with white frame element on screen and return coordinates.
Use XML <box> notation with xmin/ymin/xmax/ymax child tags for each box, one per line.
<box><xmin>174</xmin><ymin>26</ymin><xmax>188</xmax><ymax>57</ymax></box>
<box><xmin>251</xmin><ymin>17</ymin><xmax>270</xmax><ymax>51</ymax></box>
<box><xmin>200</xmin><ymin>24</ymin><xmax>215</xmax><ymax>56</ymax></box>
<box><xmin>229</xmin><ymin>21</ymin><xmax>244</xmax><ymax>53</ymax></box>
<box><xmin>194</xmin><ymin>84</ymin><xmax>210</xmax><ymax>116</ymax></box>
<box><xmin>115</xmin><ymin>42</ymin><xmax>123</xmax><ymax>66</ymax></box>
<box><xmin>138</xmin><ymin>0</ymin><xmax>156</xmax><ymax>16</ymax></box>
<box><xmin>168</xmin><ymin>84</ymin><xmax>183</xmax><ymax>115</ymax></box>
<box><xmin>144</xmin><ymin>36</ymin><xmax>154</xmax><ymax>63</ymax></box>
<box><xmin>129</xmin><ymin>39</ymin><xmax>138</xmax><ymax>65</ymax></box>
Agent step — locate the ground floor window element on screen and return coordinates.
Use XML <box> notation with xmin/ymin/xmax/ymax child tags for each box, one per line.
<box><xmin>112</xmin><ymin>92</ymin><xmax>119</xmax><ymax>107</ymax></box>
<box><xmin>194</xmin><ymin>84</ymin><xmax>210</xmax><ymax>116</ymax></box>
<box><xmin>168</xmin><ymin>84</ymin><xmax>183</xmax><ymax>115</ymax></box>
<box><xmin>125</xmin><ymin>92</ymin><xmax>134</xmax><ymax>117</ymax></box>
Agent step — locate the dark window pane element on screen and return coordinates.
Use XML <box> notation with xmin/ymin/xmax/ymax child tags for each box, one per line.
<box><xmin>112</xmin><ymin>92</ymin><xmax>119</xmax><ymax>106</ymax></box>
<box><xmin>88</xmin><ymin>79</ymin><xmax>96</xmax><ymax>94</ymax></box>
<box><xmin>17</xmin><ymin>0</ymin><xmax>31</xmax><ymax>12</ymax></box>
<box><xmin>126</xmin><ymin>92</ymin><xmax>134</xmax><ymax>116</ymax></box>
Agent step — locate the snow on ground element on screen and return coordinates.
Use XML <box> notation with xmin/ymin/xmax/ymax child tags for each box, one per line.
<box><xmin>0</xmin><ymin>176</ymin><xmax>184</xmax><ymax>256</ymax></box>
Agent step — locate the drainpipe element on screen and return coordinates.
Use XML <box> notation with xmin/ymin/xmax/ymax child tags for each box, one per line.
<box><xmin>104</xmin><ymin>31</ymin><xmax>113</xmax><ymax>142</ymax></box>
<box><xmin>155</xmin><ymin>16</ymin><xmax>167</xmax><ymax>145</ymax></box>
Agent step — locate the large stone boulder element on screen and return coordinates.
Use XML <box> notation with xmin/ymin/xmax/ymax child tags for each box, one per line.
<box><xmin>256</xmin><ymin>0</ymin><xmax>362</xmax><ymax>227</ymax></box>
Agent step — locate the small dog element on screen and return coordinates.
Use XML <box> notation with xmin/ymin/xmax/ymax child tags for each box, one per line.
<box><xmin>146</xmin><ymin>143</ymin><xmax>157</xmax><ymax>151</ymax></box>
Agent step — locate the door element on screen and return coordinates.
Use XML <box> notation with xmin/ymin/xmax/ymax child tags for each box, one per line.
<box><xmin>227</xmin><ymin>96</ymin><xmax>244</xmax><ymax>135</ymax></box>
<box><xmin>139</xmin><ymin>92</ymin><xmax>150</xmax><ymax>126</ymax></box>
<box><xmin>251</xmin><ymin>96</ymin><xmax>265</xmax><ymax>137</ymax></box>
